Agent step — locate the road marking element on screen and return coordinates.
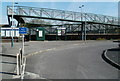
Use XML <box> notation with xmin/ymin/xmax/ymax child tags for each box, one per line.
<box><xmin>39</xmin><ymin>51</ymin><xmax>42</xmax><ymax>53</ymax></box>
<box><xmin>25</xmin><ymin>42</ymin><xmax>87</xmax><ymax>58</ymax></box>
<box><xmin>25</xmin><ymin>48</ymin><xmax>57</xmax><ymax>58</ymax></box>
<box><xmin>77</xmin><ymin>65</ymin><xmax>88</xmax><ymax>79</ymax></box>
<box><xmin>25</xmin><ymin>72</ymin><xmax>47</xmax><ymax>79</ymax></box>
<box><xmin>80</xmin><ymin>70</ymin><xmax>88</xmax><ymax>79</ymax></box>
<box><xmin>34</xmin><ymin>52</ymin><xmax>39</xmax><ymax>54</ymax></box>
<box><xmin>74</xmin><ymin>44</ymin><xmax>79</xmax><ymax>45</ymax></box>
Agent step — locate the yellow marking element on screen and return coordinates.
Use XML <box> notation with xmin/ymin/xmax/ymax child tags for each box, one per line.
<box><xmin>25</xmin><ymin>48</ymin><xmax>57</xmax><ymax>58</ymax></box>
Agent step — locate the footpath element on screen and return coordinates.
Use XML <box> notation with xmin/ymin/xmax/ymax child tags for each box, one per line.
<box><xmin>1</xmin><ymin>43</ymin><xmax>22</xmax><ymax>79</ymax></box>
<box><xmin>102</xmin><ymin>47</ymin><xmax>120</xmax><ymax>70</ymax></box>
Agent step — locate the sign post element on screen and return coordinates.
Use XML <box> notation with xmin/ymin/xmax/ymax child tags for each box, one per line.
<box><xmin>19</xmin><ymin>27</ymin><xmax>27</xmax><ymax>64</ymax></box>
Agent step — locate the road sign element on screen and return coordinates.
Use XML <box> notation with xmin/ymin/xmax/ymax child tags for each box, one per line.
<box><xmin>57</xmin><ymin>27</ymin><xmax>66</xmax><ymax>36</ymax></box>
<box><xmin>19</xmin><ymin>27</ymin><xmax>27</xmax><ymax>67</ymax></box>
<box><xmin>19</xmin><ymin>27</ymin><xmax>27</xmax><ymax>34</ymax></box>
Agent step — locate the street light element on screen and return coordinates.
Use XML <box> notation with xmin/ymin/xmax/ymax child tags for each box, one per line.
<box><xmin>79</xmin><ymin>5</ymin><xmax>84</xmax><ymax>41</ymax></box>
<box><xmin>79</xmin><ymin>5</ymin><xmax>84</xmax><ymax>21</ymax></box>
<box><xmin>11</xmin><ymin>0</ymin><xmax>18</xmax><ymax>47</ymax></box>
<box><xmin>11</xmin><ymin>0</ymin><xmax>15</xmax><ymax>47</ymax></box>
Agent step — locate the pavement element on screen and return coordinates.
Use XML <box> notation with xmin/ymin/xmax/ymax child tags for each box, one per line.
<box><xmin>106</xmin><ymin>48</ymin><xmax>120</xmax><ymax>65</ymax></box>
<box><xmin>1</xmin><ymin>43</ymin><xmax>22</xmax><ymax>79</ymax></box>
<box><xmin>1</xmin><ymin>40</ymin><xmax>119</xmax><ymax>79</ymax></box>
<box><xmin>102</xmin><ymin>47</ymin><xmax>120</xmax><ymax>70</ymax></box>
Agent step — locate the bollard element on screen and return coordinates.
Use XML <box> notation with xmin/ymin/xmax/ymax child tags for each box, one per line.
<box><xmin>19</xmin><ymin>48</ymin><xmax>23</xmax><ymax>75</ymax></box>
<box><xmin>18</xmin><ymin>54</ymin><xmax>21</xmax><ymax>75</ymax></box>
<box><xmin>19</xmin><ymin>48</ymin><xmax>23</xmax><ymax>64</ymax></box>
<box><xmin>19</xmin><ymin>54</ymin><xmax>22</xmax><ymax>74</ymax></box>
<box><xmin>16</xmin><ymin>48</ymin><xmax>24</xmax><ymax>77</ymax></box>
<box><xmin>16</xmin><ymin>53</ymin><xmax>20</xmax><ymax>75</ymax></box>
<box><xmin>16</xmin><ymin>48</ymin><xmax>24</xmax><ymax>78</ymax></box>
<box><xmin>20</xmin><ymin>48</ymin><xmax>23</xmax><ymax>64</ymax></box>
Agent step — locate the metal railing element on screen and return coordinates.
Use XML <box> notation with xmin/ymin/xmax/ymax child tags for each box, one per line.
<box><xmin>7</xmin><ymin>6</ymin><xmax>118</xmax><ymax>25</ymax></box>
<box><xmin>15</xmin><ymin>48</ymin><xmax>26</xmax><ymax>79</ymax></box>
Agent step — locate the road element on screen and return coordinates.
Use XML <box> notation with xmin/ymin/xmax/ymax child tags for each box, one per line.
<box><xmin>25</xmin><ymin>41</ymin><xmax>119</xmax><ymax>79</ymax></box>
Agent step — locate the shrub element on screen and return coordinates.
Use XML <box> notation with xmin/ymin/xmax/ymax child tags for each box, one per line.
<box><xmin>96</xmin><ymin>38</ymin><xmax>106</xmax><ymax>40</ymax></box>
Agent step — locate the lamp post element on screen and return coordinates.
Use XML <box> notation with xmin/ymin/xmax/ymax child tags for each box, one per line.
<box><xmin>79</xmin><ymin>5</ymin><xmax>84</xmax><ymax>21</ymax></box>
<box><xmin>11</xmin><ymin>0</ymin><xmax>15</xmax><ymax>47</ymax></box>
<box><xmin>79</xmin><ymin>5</ymin><xmax>84</xmax><ymax>41</ymax></box>
<box><xmin>11</xmin><ymin>0</ymin><xmax>18</xmax><ymax>47</ymax></box>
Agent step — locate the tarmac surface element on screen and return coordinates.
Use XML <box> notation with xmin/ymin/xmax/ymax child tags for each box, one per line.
<box><xmin>1</xmin><ymin>41</ymin><xmax>85</xmax><ymax>79</ymax></box>
<box><xmin>25</xmin><ymin>41</ymin><xmax>119</xmax><ymax>79</ymax></box>
<box><xmin>1</xmin><ymin>40</ymin><xmax>119</xmax><ymax>79</ymax></box>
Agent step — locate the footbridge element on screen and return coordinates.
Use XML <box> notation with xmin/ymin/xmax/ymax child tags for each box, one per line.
<box><xmin>7</xmin><ymin>6</ymin><xmax>120</xmax><ymax>40</ymax></box>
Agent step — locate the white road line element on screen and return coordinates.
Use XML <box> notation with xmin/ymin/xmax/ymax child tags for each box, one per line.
<box><xmin>25</xmin><ymin>48</ymin><xmax>57</xmax><ymax>58</ymax></box>
<box><xmin>74</xmin><ymin>44</ymin><xmax>79</xmax><ymax>45</ymax></box>
<box><xmin>25</xmin><ymin>71</ymin><xmax>47</xmax><ymax>79</ymax></box>
<box><xmin>80</xmin><ymin>70</ymin><xmax>88</xmax><ymax>79</ymax></box>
